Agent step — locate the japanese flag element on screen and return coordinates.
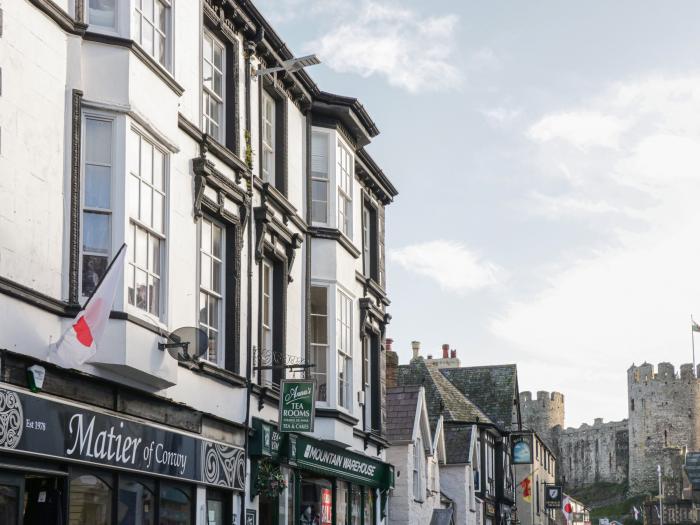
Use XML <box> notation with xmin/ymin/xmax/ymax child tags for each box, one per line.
<box><xmin>563</xmin><ymin>495</ymin><xmax>573</xmax><ymax>523</ymax></box>
<box><xmin>49</xmin><ymin>245</ymin><xmax>126</xmax><ymax>369</ymax></box>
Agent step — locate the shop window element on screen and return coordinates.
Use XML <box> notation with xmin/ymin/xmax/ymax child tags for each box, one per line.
<box><xmin>300</xmin><ymin>477</ymin><xmax>332</xmax><ymax>525</ymax></box>
<box><xmin>336</xmin><ymin>481</ymin><xmax>349</xmax><ymax>525</ymax></box>
<box><xmin>118</xmin><ymin>476</ymin><xmax>155</xmax><ymax>525</ymax></box>
<box><xmin>350</xmin><ymin>488</ymin><xmax>361</xmax><ymax>525</ymax></box>
<box><xmin>69</xmin><ymin>470</ymin><xmax>113</xmax><ymax>525</ymax></box>
<box><xmin>159</xmin><ymin>483</ymin><xmax>192</xmax><ymax>525</ymax></box>
<box><xmin>363</xmin><ymin>489</ymin><xmax>375</xmax><ymax>525</ymax></box>
<box><xmin>206</xmin><ymin>489</ymin><xmax>227</xmax><ymax>525</ymax></box>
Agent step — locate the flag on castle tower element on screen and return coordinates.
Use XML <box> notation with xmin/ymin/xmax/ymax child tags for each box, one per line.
<box><xmin>633</xmin><ymin>506</ymin><xmax>640</xmax><ymax>521</ymax></box>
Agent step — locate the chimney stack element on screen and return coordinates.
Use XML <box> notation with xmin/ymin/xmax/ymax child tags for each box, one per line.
<box><xmin>385</xmin><ymin>338</ymin><xmax>398</xmax><ymax>388</ymax></box>
<box><xmin>411</xmin><ymin>341</ymin><xmax>421</xmax><ymax>360</ymax></box>
<box><xmin>442</xmin><ymin>344</ymin><xmax>449</xmax><ymax>359</ymax></box>
<box><xmin>450</xmin><ymin>349</ymin><xmax>456</xmax><ymax>359</ymax></box>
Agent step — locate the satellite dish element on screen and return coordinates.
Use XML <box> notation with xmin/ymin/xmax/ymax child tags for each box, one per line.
<box><xmin>162</xmin><ymin>326</ymin><xmax>209</xmax><ymax>362</ymax></box>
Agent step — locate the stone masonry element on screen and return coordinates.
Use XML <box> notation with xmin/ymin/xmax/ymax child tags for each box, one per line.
<box><xmin>521</xmin><ymin>362</ymin><xmax>700</xmax><ymax>495</ymax></box>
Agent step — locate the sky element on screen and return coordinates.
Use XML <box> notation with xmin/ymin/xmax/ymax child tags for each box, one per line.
<box><xmin>256</xmin><ymin>0</ymin><xmax>700</xmax><ymax>428</ymax></box>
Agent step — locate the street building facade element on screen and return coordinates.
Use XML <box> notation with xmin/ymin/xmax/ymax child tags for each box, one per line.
<box><xmin>0</xmin><ymin>0</ymin><xmax>397</xmax><ymax>524</ymax></box>
<box><xmin>514</xmin><ymin>431</ymin><xmax>557</xmax><ymax>525</ymax></box>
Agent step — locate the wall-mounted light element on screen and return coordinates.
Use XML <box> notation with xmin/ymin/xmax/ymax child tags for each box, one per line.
<box><xmin>27</xmin><ymin>364</ymin><xmax>46</xmax><ymax>392</ymax></box>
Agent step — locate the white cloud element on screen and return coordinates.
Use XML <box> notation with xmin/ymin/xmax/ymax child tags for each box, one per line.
<box><xmin>481</xmin><ymin>107</ymin><xmax>522</xmax><ymax>126</ymax></box>
<box><xmin>528</xmin><ymin>111</ymin><xmax>629</xmax><ymax>150</ymax></box>
<box><xmin>389</xmin><ymin>240</ymin><xmax>503</xmax><ymax>292</ymax></box>
<box><xmin>501</xmin><ymin>74</ymin><xmax>700</xmax><ymax>426</ymax></box>
<box><xmin>306</xmin><ymin>1</ymin><xmax>463</xmax><ymax>93</ymax></box>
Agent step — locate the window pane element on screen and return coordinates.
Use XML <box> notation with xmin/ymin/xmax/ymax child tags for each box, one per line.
<box><xmin>82</xmin><ymin>254</ymin><xmax>108</xmax><ymax>297</ymax></box>
<box><xmin>156</xmin><ymin>1</ymin><xmax>166</xmax><ymax>31</ymax></box>
<box><xmin>311</xmin><ymin>316</ymin><xmax>327</xmax><ymax>345</ymax></box>
<box><xmin>85</xmin><ymin>119</ymin><xmax>112</xmax><ymax>165</ymax></box>
<box><xmin>85</xmin><ymin>165</ymin><xmax>111</xmax><ymax>209</ymax></box>
<box><xmin>148</xmin><ymin>275</ymin><xmax>159</xmax><ymax>315</ymax></box>
<box><xmin>312</xmin><ymin>202</ymin><xmax>327</xmax><ymax>224</ymax></box>
<box><xmin>127</xmin><ymin>263</ymin><xmax>135</xmax><ymax>305</ymax></box>
<box><xmin>140</xmin><ymin>182</ymin><xmax>152</xmax><ymax>226</ymax></box>
<box><xmin>119</xmin><ymin>478</ymin><xmax>155</xmax><ymax>525</ymax></box>
<box><xmin>134</xmin><ymin>12</ymin><xmax>142</xmax><ymax>45</ymax></box>
<box><xmin>128</xmin><ymin>174</ymin><xmax>140</xmax><ymax>218</ymax></box>
<box><xmin>201</xmin><ymin>220</ymin><xmax>212</xmax><ymax>250</ymax></box>
<box><xmin>69</xmin><ymin>472</ymin><xmax>111</xmax><ymax>525</ymax></box>
<box><xmin>199</xmin><ymin>292</ymin><xmax>209</xmax><ymax>324</ymax></box>
<box><xmin>153</xmin><ymin>192</ymin><xmax>164</xmax><ymax>234</ymax></box>
<box><xmin>143</xmin><ymin>0</ymin><xmax>154</xmax><ymax>20</ymax></box>
<box><xmin>311</xmin><ymin>133</ymin><xmax>328</xmax><ymax>178</ymax></box>
<box><xmin>208</xmin><ymin>295</ymin><xmax>219</xmax><ymax>329</ymax></box>
<box><xmin>149</xmin><ymin>235</ymin><xmax>160</xmax><ymax>275</ymax></box>
<box><xmin>212</xmin><ymin>259</ymin><xmax>221</xmax><ymax>293</ymax></box>
<box><xmin>135</xmin><ymin>269</ymin><xmax>148</xmax><ymax>310</ymax></box>
<box><xmin>141</xmin><ymin>141</ymin><xmax>153</xmax><ymax>184</ymax></box>
<box><xmin>203</xmin><ymin>35</ymin><xmax>213</xmax><ymax>63</ymax></box>
<box><xmin>136</xmin><ymin>226</ymin><xmax>148</xmax><ymax>267</ymax></box>
<box><xmin>212</xmin><ymin>224</ymin><xmax>222</xmax><ymax>258</ymax></box>
<box><xmin>89</xmin><ymin>0</ymin><xmax>116</xmax><ymax>28</ymax></box>
<box><xmin>153</xmin><ymin>149</ymin><xmax>164</xmax><ymax>190</ymax></box>
<box><xmin>83</xmin><ymin>212</ymin><xmax>110</xmax><ymax>254</ymax></box>
<box><xmin>201</xmin><ymin>253</ymin><xmax>211</xmax><ymax>289</ymax></box>
<box><xmin>213</xmin><ymin>71</ymin><xmax>222</xmax><ymax>98</ymax></box>
<box><xmin>310</xmin><ymin>286</ymin><xmax>327</xmax><ymax>316</ymax></box>
<box><xmin>214</xmin><ymin>44</ymin><xmax>223</xmax><ymax>69</ymax></box>
<box><xmin>159</xmin><ymin>484</ymin><xmax>192</xmax><ymax>525</ymax></box>
<box><xmin>203</xmin><ymin>62</ymin><xmax>213</xmax><ymax>91</ymax></box>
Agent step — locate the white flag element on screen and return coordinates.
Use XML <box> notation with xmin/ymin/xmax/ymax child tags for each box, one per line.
<box><xmin>49</xmin><ymin>245</ymin><xmax>126</xmax><ymax>369</ymax></box>
<box><xmin>633</xmin><ymin>506</ymin><xmax>640</xmax><ymax>521</ymax></box>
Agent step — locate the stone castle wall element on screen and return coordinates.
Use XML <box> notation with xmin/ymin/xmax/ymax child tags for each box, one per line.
<box><xmin>556</xmin><ymin>419</ymin><xmax>629</xmax><ymax>487</ymax></box>
<box><xmin>524</xmin><ymin>362</ymin><xmax>700</xmax><ymax>496</ymax></box>
<box><xmin>627</xmin><ymin>362</ymin><xmax>700</xmax><ymax>494</ymax></box>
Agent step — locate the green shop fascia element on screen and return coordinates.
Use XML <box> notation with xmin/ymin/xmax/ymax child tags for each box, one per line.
<box><xmin>250</xmin><ymin>418</ymin><xmax>395</xmax><ymax>525</ymax></box>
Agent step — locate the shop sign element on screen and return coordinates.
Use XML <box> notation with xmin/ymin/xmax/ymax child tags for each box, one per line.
<box><xmin>511</xmin><ymin>433</ymin><xmax>533</xmax><ymax>465</ymax></box>
<box><xmin>0</xmin><ymin>385</ymin><xmax>245</xmax><ymax>490</ymax></box>
<box><xmin>545</xmin><ymin>485</ymin><xmax>563</xmax><ymax>509</ymax></box>
<box><xmin>290</xmin><ymin>434</ymin><xmax>394</xmax><ymax>489</ymax></box>
<box><xmin>279</xmin><ymin>379</ymin><xmax>315</xmax><ymax>432</ymax></box>
<box><xmin>251</xmin><ymin>418</ymin><xmax>284</xmax><ymax>460</ymax></box>
<box><xmin>485</xmin><ymin>502</ymin><xmax>496</xmax><ymax>516</ymax></box>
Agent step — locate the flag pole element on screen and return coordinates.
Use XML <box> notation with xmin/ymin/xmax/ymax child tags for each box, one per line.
<box><xmin>692</xmin><ymin>315</ymin><xmax>697</xmax><ymax>372</ymax></box>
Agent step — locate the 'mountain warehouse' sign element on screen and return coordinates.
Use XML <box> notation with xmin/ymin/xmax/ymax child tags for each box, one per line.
<box><xmin>279</xmin><ymin>379</ymin><xmax>315</xmax><ymax>432</ymax></box>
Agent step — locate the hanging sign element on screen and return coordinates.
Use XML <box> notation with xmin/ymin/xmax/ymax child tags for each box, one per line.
<box><xmin>545</xmin><ymin>485</ymin><xmax>563</xmax><ymax>509</ymax></box>
<box><xmin>511</xmin><ymin>433</ymin><xmax>534</xmax><ymax>464</ymax></box>
<box><xmin>279</xmin><ymin>379</ymin><xmax>316</xmax><ymax>432</ymax></box>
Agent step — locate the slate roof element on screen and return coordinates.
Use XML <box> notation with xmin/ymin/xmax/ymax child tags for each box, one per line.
<box><xmin>431</xmin><ymin>508</ymin><xmax>455</xmax><ymax>525</ymax></box>
<box><xmin>396</xmin><ymin>358</ymin><xmax>492</xmax><ymax>430</ymax></box>
<box><xmin>440</xmin><ymin>365</ymin><xmax>519</xmax><ymax>431</ymax></box>
<box><xmin>385</xmin><ymin>386</ymin><xmax>422</xmax><ymax>443</ymax></box>
<box><xmin>686</xmin><ymin>452</ymin><xmax>700</xmax><ymax>489</ymax></box>
<box><xmin>443</xmin><ymin>425</ymin><xmax>474</xmax><ymax>464</ymax></box>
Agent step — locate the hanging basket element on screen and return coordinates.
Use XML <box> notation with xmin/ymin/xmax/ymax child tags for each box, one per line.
<box><xmin>255</xmin><ymin>459</ymin><xmax>288</xmax><ymax>499</ymax></box>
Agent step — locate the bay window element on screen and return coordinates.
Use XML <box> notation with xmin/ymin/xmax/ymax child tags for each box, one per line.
<box><xmin>81</xmin><ymin>116</ymin><xmax>113</xmax><ymax>297</ymax></box>
<box><xmin>310</xmin><ymin>285</ymin><xmax>329</xmax><ymax>402</ymax></box>
<box><xmin>262</xmin><ymin>92</ymin><xmax>276</xmax><ymax>185</ymax></box>
<box><xmin>202</xmin><ymin>32</ymin><xmax>225</xmax><ymax>142</ymax></box>
<box><xmin>311</xmin><ymin>132</ymin><xmax>329</xmax><ymax>224</ymax></box>
<box><xmin>133</xmin><ymin>0</ymin><xmax>169</xmax><ymax>68</ymax></box>
<box><xmin>362</xmin><ymin>201</ymin><xmax>378</xmax><ymax>280</ymax></box>
<box><xmin>199</xmin><ymin>217</ymin><xmax>225</xmax><ymax>365</ymax></box>
<box><xmin>127</xmin><ymin>130</ymin><xmax>166</xmax><ymax>317</ymax></box>
<box><xmin>337</xmin><ymin>140</ymin><xmax>353</xmax><ymax>238</ymax></box>
<box><xmin>337</xmin><ymin>290</ymin><xmax>352</xmax><ymax>410</ymax></box>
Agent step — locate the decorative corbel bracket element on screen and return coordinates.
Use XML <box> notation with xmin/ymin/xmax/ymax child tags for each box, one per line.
<box><xmin>192</xmin><ymin>156</ymin><xmax>214</xmax><ymax>221</ymax></box>
<box><xmin>254</xmin><ymin>206</ymin><xmax>271</xmax><ymax>262</ymax></box>
<box><xmin>285</xmin><ymin>233</ymin><xmax>303</xmax><ymax>283</ymax></box>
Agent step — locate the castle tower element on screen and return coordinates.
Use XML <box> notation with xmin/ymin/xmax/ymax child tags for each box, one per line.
<box><xmin>627</xmin><ymin>362</ymin><xmax>700</xmax><ymax>495</ymax></box>
<box><xmin>520</xmin><ymin>390</ymin><xmax>565</xmax><ymax>451</ymax></box>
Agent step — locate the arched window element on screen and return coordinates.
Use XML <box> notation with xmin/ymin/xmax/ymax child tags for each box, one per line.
<box><xmin>69</xmin><ymin>470</ymin><xmax>112</xmax><ymax>525</ymax></box>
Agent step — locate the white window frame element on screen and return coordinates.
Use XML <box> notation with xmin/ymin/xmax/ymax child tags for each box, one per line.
<box><xmin>202</xmin><ymin>31</ymin><xmax>225</xmax><ymax>143</ymax></box>
<box><xmin>127</xmin><ymin>128</ymin><xmax>167</xmax><ymax>320</ymax></box>
<box><xmin>413</xmin><ymin>436</ymin><xmax>425</xmax><ymax>502</ymax></box>
<box><xmin>87</xmin><ymin>0</ymin><xmax>118</xmax><ymax>31</ymax></box>
<box><xmin>133</xmin><ymin>0</ymin><xmax>171</xmax><ymax>69</ymax></box>
<box><xmin>311</xmin><ymin>131</ymin><xmax>330</xmax><ymax>225</ymax></box>
<box><xmin>261</xmin><ymin>260</ymin><xmax>273</xmax><ymax>386</ymax></box>
<box><xmin>337</xmin><ymin>139</ymin><xmax>353</xmax><ymax>239</ymax></box>
<box><xmin>262</xmin><ymin>91</ymin><xmax>276</xmax><ymax>185</ymax></box>
<box><xmin>336</xmin><ymin>289</ymin><xmax>353</xmax><ymax>411</ymax></box>
<box><xmin>475</xmin><ymin>439</ymin><xmax>482</xmax><ymax>493</ymax></box>
<box><xmin>362</xmin><ymin>204</ymin><xmax>373</xmax><ymax>278</ymax></box>
<box><xmin>199</xmin><ymin>216</ymin><xmax>225</xmax><ymax>366</ymax></box>
<box><xmin>310</xmin><ymin>284</ymin><xmax>329</xmax><ymax>404</ymax></box>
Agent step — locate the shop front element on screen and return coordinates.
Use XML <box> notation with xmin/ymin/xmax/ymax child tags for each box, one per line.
<box><xmin>0</xmin><ymin>383</ymin><xmax>245</xmax><ymax>525</ymax></box>
<box><xmin>250</xmin><ymin>419</ymin><xmax>394</xmax><ymax>525</ymax></box>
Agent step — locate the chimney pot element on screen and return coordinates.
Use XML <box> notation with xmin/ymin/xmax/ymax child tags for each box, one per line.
<box><xmin>385</xmin><ymin>338</ymin><xmax>394</xmax><ymax>352</ymax></box>
<box><xmin>411</xmin><ymin>341</ymin><xmax>421</xmax><ymax>359</ymax></box>
<box><xmin>451</xmin><ymin>349</ymin><xmax>456</xmax><ymax>359</ymax></box>
<box><xmin>442</xmin><ymin>344</ymin><xmax>449</xmax><ymax>359</ymax></box>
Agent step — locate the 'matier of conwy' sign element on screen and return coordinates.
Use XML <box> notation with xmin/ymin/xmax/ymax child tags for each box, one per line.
<box><xmin>279</xmin><ymin>379</ymin><xmax>315</xmax><ymax>432</ymax></box>
<box><xmin>0</xmin><ymin>385</ymin><xmax>245</xmax><ymax>490</ymax></box>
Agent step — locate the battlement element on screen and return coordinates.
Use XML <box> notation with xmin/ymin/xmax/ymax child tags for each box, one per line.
<box><xmin>520</xmin><ymin>390</ymin><xmax>565</xmax><ymax>404</ymax></box>
<box><xmin>627</xmin><ymin>362</ymin><xmax>700</xmax><ymax>384</ymax></box>
<box><xmin>560</xmin><ymin>418</ymin><xmax>628</xmax><ymax>434</ymax></box>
